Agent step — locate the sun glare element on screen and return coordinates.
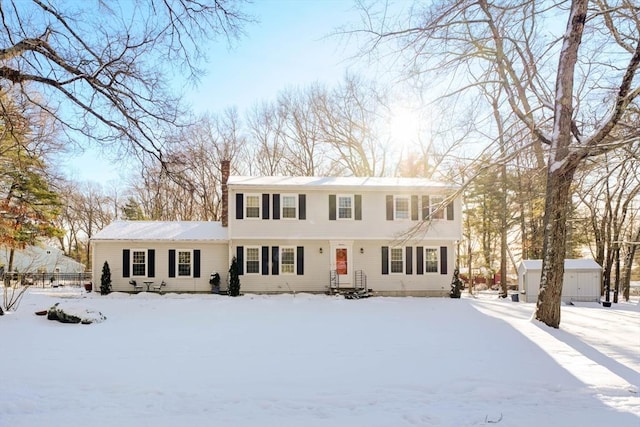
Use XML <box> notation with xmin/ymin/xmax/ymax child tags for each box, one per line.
<box><xmin>387</xmin><ymin>105</ymin><xmax>423</xmax><ymax>149</ymax></box>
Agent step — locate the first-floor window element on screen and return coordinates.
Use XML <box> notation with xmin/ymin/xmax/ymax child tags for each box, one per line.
<box><xmin>425</xmin><ymin>248</ymin><xmax>438</xmax><ymax>273</ymax></box>
<box><xmin>390</xmin><ymin>247</ymin><xmax>404</xmax><ymax>273</ymax></box>
<box><xmin>246</xmin><ymin>247</ymin><xmax>260</xmax><ymax>274</ymax></box>
<box><xmin>132</xmin><ymin>250</ymin><xmax>146</xmax><ymax>276</ymax></box>
<box><xmin>178</xmin><ymin>250</ymin><xmax>192</xmax><ymax>276</ymax></box>
<box><xmin>281</xmin><ymin>247</ymin><xmax>295</xmax><ymax>274</ymax></box>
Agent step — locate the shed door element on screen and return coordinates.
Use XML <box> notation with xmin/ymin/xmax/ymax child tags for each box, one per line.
<box><xmin>577</xmin><ymin>271</ymin><xmax>599</xmax><ymax>301</ymax></box>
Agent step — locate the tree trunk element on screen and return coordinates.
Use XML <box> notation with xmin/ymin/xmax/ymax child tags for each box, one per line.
<box><xmin>535</xmin><ymin>0</ymin><xmax>587</xmax><ymax>328</ymax></box>
<box><xmin>613</xmin><ymin>245</ymin><xmax>620</xmax><ymax>303</ymax></box>
<box><xmin>8</xmin><ymin>248</ymin><xmax>15</xmax><ymax>273</ymax></box>
<box><xmin>535</xmin><ymin>165</ymin><xmax>577</xmax><ymax>328</ymax></box>
<box><xmin>500</xmin><ymin>153</ymin><xmax>508</xmax><ymax>298</ymax></box>
<box><xmin>467</xmin><ymin>243</ymin><xmax>473</xmax><ymax>295</ymax></box>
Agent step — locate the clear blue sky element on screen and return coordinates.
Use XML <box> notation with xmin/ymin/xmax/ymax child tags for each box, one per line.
<box><xmin>185</xmin><ymin>0</ymin><xmax>366</xmax><ymax>114</ymax></box>
<box><xmin>64</xmin><ymin>0</ymin><xmax>370</xmax><ymax>183</ymax></box>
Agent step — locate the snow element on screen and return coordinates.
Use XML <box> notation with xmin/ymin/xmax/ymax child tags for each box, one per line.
<box><xmin>227</xmin><ymin>175</ymin><xmax>458</xmax><ymax>191</ymax></box>
<box><xmin>518</xmin><ymin>259</ymin><xmax>602</xmax><ymax>272</ymax></box>
<box><xmin>92</xmin><ymin>221</ymin><xmax>228</xmax><ymax>241</ymax></box>
<box><xmin>1</xmin><ymin>288</ymin><xmax>638</xmax><ymax>427</ymax></box>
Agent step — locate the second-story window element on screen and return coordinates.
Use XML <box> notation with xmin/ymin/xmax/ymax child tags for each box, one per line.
<box><xmin>394</xmin><ymin>196</ymin><xmax>410</xmax><ymax>220</ymax></box>
<box><xmin>338</xmin><ymin>195</ymin><xmax>353</xmax><ymax>219</ymax></box>
<box><xmin>282</xmin><ymin>195</ymin><xmax>297</xmax><ymax>219</ymax></box>
<box><xmin>430</xmin><ymin>196</ymin><xmax>445</xmax><ymax>220</ymax></box>
<box><xmin>245</xmin><ymin>195</ymin><xmax>260</xmax><ymax>219</ymax></box>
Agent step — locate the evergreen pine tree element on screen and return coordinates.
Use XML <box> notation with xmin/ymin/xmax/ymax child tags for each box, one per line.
<box><xmin>228</xmin><ymin>256</ymin><xmax>241</xmax><ymax>297</ymax></box>
<box><xmin>100</xmin><ymin>261</ymin><xmax>112</xmax><ymax>295</ymax></box>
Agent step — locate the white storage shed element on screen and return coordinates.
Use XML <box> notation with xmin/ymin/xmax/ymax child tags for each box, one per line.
<box><xmin>517</xmin><ymin>259</ymin><xmax>601</xmax><ymax>303</ymax></box>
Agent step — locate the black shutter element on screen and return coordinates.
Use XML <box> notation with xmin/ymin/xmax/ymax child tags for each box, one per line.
<box><xmin>447</xmin><ymin>201</ymin><xmax>454</xmax><ymax>220</ymax></box>
<box><xmin>440</xmin><ymin>246</ymin><xmax>448</xmax><ymax>275</ymax></box>
<box><xmin>296</xmin><ymin>246</ymin><xmax>304</xmax><ymax>275</ymax></box>
<box><xmin>262</xmin><ymin>194</ymin><xmax>270</xmax><ymax>220</ymax></box>
<box><xmin>299</xmin><ymin>194</ymin><xmax>306</xmax><ymax>220</ymax></box>
<box><xmin>273</xmin><ymin>194</ymin><xmax>280</xmax><ymax>220</ymax></box>
<box><xmin>386</xmin><ymin>195</ymin><xmax>393</xmax><ymax>220</ymax></box>
<box><xmin>168</xmin><ymin>249</ymin><xmax>176</xmax><ymax>278</ymax></box>
<box><xmin>406</xmin><ymin>246</ymin><xmax>413</xmax><ymax>274</ymax></box>
<box><xmin>329</xmin><ymin>195</ymin><xmax>336</xmax><ymax>220</ymax></box>
<box><xmin>236</xmin><ymin>246</ymin><xmax>244</xmax><ymax>275</ymax></box>
<box><xmin>381</xmin><ymin>246</ymin><xmax>389</xmax><ymax>275</ymax></box>
<box><xmin>355</xmin><ymin>195</ymin><xmax>362</xmax><ymax>220</ymax></box>
<box><xmin>193</xmin><ymin>250</ymin><xmax>201</xmax><ymax>278</ymax></box>
<box><xmin>416</xmin><ymin>246</ymin><xmax>424</xmax><ymax>275</ymax></box>
<box><xmin>422</xmin><ymin>196</ymin><xmax>429</xmax><ymax>220</ymax></box>
<box><xmin>236</xmin><ymin>193</ymin><xmax>244</xmax><ymax>219</ymax></box>
<box><xmin>148</xmin><ymin>249</ymin><xmax>155</xmax><ymax>278</ymax></box>
<box><xmin>261</xmin><ymin>246</ymin><xmax>269</xmax><ymax>275</ymax></box>
<box><xmin>271</xmin><ymin>246</ymin><xmax>279</xmax><ymax>275</ymax></box>
<box><xmin>122</xmin><ymin>249</ymin><xmax>130</xmax><ymax>278</ymax></box>
<box><xmin>411</xmin><ymin>195</ymin><xmax>419</xmax><ymax>221</ymax></box>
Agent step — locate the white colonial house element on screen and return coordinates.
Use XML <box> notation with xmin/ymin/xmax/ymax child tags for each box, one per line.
<box><xmin>91</xmin><ymin>162</ymin><xmax>462</xmax><ymax>296</ymax></box>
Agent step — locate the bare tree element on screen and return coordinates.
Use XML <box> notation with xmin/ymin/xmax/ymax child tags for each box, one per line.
<box><xmin>314</xmin><ymin>74</ymin><xmax>389</xmax><ymax>177</ymax></box>
<box><xmin>0</xmin><ymin>0</ymin><xmax>250</xmax><ymax>164</ymax></box>
<box><xmin>277</xmin><ymin>86</ymin><xmax>331</xmax><ymax>176</ymax></box>
<box><xmin>353</xmin><ymin>0</ymin><xmax>640</xmax><ymax>327</ymax></box>
<box><xmin>55</xmin><ymin>180</ymin><xmax>115</xmax><ymax>268</ymax></box>
<box><xmin>123</xmin><ymin>109</ymin><xmax>247</xmax><ymax>221</ymax></box>
<box><xmin>576</xmin><ymin>148</ymin><xmax>640</xmax><ymax>303</ymax></box>
<box><xmin>246</xmin><ymin>101</ymin><xmax>286</xmax><ymax>175</ymax></box>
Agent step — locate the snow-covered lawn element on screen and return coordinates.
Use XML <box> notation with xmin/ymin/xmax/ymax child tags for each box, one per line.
<box><xmin>1</xmin><ymin>288</ymin><xmax>638</xmax><ymax>427</ymax></box>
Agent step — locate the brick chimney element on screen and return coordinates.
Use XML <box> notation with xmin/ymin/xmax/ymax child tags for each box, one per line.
<box><xmin>221</xmin><ymin>160</ymin><xmax>230</xmax><ymax>227</ymax></box>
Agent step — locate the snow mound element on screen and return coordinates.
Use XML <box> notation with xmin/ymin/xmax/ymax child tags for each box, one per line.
<box><xmin>46</xmin><ymin>302</ymin><xmax>106</xmax><ymax>324</ymax></box>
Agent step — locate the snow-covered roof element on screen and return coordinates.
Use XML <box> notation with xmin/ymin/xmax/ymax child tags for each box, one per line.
<box><xmin>518</xmin><ymin>259</ymin><xmax>601</xmax><ymax>271</ymax></box>
<box><xmin>91</xmin><ymin>221</ymin><xmax>228</xmax><ymax>241</ymax></box>
<box><xmin>227</xmin><ymin>176</ymin><xmax>458</xmax><ymax>191</ymax></box>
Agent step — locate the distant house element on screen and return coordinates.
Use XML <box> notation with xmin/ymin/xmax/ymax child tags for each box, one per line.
<box><xmin>0</xmin><ymin>245</ymin><xmax>84</xmax><ymax>274</ymax></box>
<box><xmin>91</xmin><ymin>161</ymin><xmax>463</xmax><ymax>296</ymax></box>
<box><xmin>517</xmin><ymin>259</ymin><xmax>602</xmax><ymax>303</ymax></box>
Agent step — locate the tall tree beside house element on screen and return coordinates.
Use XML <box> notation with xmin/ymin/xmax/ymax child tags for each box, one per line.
<box><xmin>100</xmin><ymin>261</ymin><xmax>112</xmax><ymax>295</ymax></box>
<box><xmin>228</xmin><ymin>256</ymin><xmax>241</xmax><ymax>297</ymax></box>
<box><xmin>0</xmin><ymin>91</ymin><xmax>63</xmax><ymax>273</ymax></box>
<box><xmin>353</xmin><ymin>0</ymin><xmax>640</xmax><ymax>328</ymax></box>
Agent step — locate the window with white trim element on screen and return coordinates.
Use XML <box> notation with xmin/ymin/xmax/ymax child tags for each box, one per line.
<box><xmin>425</xmin><ymin>248</ymin><xmax>439</xmax><ymax>273</ymax></box>
<box><xmin>132</xmin><ymin>250</ymin><xmax>146</xmax><ymax>276</ymax></box>
<box><xmin>282</xmin><ymin>195</ymin><xmax>297</xmax><ymax>219</ymax></box>
<box><xmin>394</xmin><ymin>196</ymin><xmax>410</xmax><ymax>220</ymax></box>
<box><xmin>338</xmin><ymin>195</ymin><xmax>353</xmax><ymax>220</ymax></box>
<box><xmin>390</xmin><ymin>247</ymin><xmax>404</xmax><ymax>274</ymax></box>
<box><xmin>430</xmin><ymin>196</ymin><xmax>445</xmax><ymax>220</ymax></box>
<box><xmin>280</xmin><ymin>247</ymin><xmax>295</xmax><ymax>274</ymax></box>
<box><xmin>245</xmin><ymin>194</ymin><xmax>260</xmax><ymax>219</ymax></box>
<box><xmin>246</xmin><ymin>247</ymin><xmax>260</xmax><ymax>274</ymax></box>
<box><xmin>177</xmin><ymin>250</ymin><xmax>192</xmax><ymax>277</ymax></box>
